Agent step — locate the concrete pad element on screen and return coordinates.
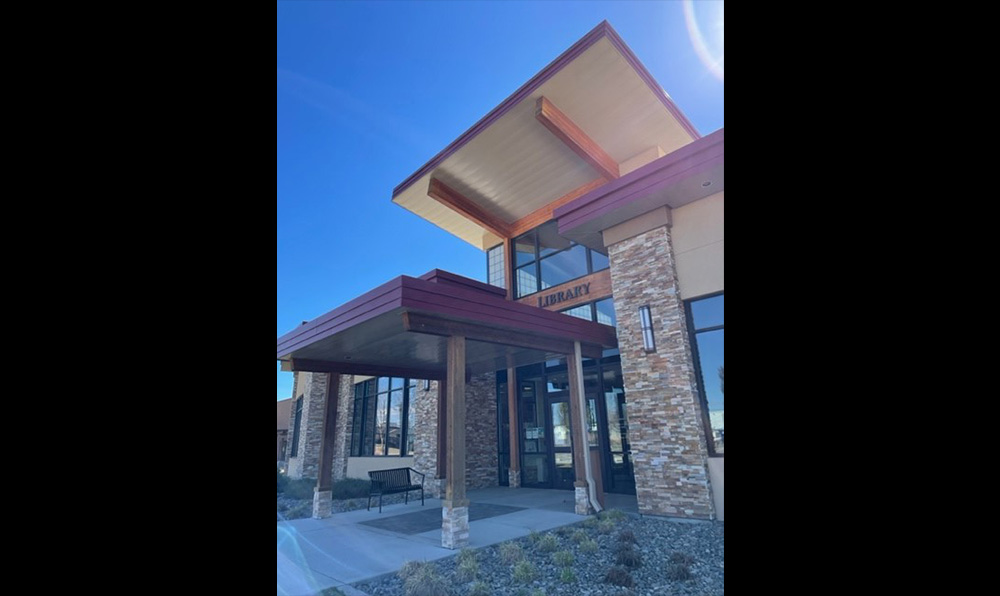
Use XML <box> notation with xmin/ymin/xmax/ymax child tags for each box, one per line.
<box><xmin>276</xmin><ymin>487</ymin><xmax>639</xmax><ymax>595</ymax></box>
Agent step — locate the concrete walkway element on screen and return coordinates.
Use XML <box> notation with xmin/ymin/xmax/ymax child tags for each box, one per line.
<box><xmin>276</xmin><ymin>488</ymin><xmax>638</xmax><ymax>596</ymax></box>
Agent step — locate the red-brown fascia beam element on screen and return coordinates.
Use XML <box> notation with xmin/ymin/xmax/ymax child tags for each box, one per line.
<box><xmin>428</xmin><ymin>178</ymin><xmax>513</xmax><ymax>240</ymax></box>
<box><xmin>536</xmin><ymin>97</ymin><xmax>620</xmax><ymax>181</ymax></box>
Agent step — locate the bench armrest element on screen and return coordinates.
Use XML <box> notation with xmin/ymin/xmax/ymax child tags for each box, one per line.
<box><xmin>409</xmin><ymin>469</ymin><xmax>426</xmax><ymax>485</ymax></box>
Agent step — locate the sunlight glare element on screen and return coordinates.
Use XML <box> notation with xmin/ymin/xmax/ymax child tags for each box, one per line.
<box><xmin>683</xmin><ymin>0</ymin><xmax>725</xmax><ymax>81</ymax></box>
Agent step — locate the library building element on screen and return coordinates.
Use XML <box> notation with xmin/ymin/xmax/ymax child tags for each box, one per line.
<box><xmin>276</xmin><ymin>22</ymin><xmax>724</xmax><ymax>549</ymax></box>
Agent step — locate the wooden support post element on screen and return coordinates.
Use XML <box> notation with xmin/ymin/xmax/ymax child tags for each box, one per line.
<box><xmin>568</xmin><ymin>344</ymin><xmax>598</xmax><ymax>515</ymax></box>
<box><xmin>442</xmin><ymin>336</ymin><xmax>470</xmax><ymax>549</ymax></box>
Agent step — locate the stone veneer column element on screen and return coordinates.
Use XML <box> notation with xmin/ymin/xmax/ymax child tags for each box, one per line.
<box><xmin>331</xmin><ymin>374</ymin><xmax>355</xmax><ymax>482</ymax></box>
<box><xmin>286</xmin><ymin>372</ymin><xmax>329</xmax><ymax>480</ymax></box>
<box><xmin>410</xmin><ymin>375</ymin><xmax>499</xmax><ymax>498</ymax></box>
<box><xmin>465</xmin><ymin>373</ymin><xmax>500</xmax><ymax>491</ymax></box>
<box><xmin>412</xmin><ymin>381</ymin><xmax>444</xmax><ymax>498</ymax></box>
<box><xmin>607</xmin><ymin>225</ymin><xmax>715</xmax><ymax>520</ymax></box>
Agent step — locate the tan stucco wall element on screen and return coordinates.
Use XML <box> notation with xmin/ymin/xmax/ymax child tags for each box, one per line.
<box><xmin>708</xmin><ymin>458</ymin><xmax>725</xmax><ymax>521</ymax></box>
<box><xmin>672</xmin><ymin>191</ymin><xmax>725</xmax><ymax>300</ymax></box>
<box><xmin>347</xmin><ymin>457</ymin><xmax>416</xmax><ymax>481</ymax></box>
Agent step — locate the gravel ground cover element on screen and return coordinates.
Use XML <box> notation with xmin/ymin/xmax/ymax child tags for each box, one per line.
<box><xmin>356</xmin><ymin>511</ymin><xmax>724</xmax><ymax>596</ymax></box>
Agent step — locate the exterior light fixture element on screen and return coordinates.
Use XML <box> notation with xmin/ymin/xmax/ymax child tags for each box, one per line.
<box><xmin>702</xmin><ymin>181</ymin><xmax>713</xmax><ymax>188</ymax></box>
<box><xmin>640</xmin><ymin>306</ymin><xmax>657</xmax><ymax>353</ymax></box>
<box><xmin>424</xmin><ymin>380</ymin><xmax>431</xmax><ymax>391</ymax></box>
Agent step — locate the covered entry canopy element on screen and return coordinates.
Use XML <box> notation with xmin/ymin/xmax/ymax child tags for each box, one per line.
<box><xmin>277</xmin><ymin>270</ymin><xmax>618</xmax><ymax>378</ymax></box>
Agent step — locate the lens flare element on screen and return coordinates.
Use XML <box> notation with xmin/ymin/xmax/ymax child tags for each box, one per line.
<box><xmin>684</xmin><ymin>0</ymin><xmax>725</xmax><ymax>81</ymax></box>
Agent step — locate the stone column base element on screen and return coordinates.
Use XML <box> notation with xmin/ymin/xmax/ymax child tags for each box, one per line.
<box><xmin>509</xmin><ymin>470</ymin><xmax>521</xmax><ymax>489</ymax></box>
<box><xmin>575</xmin><ymin>485</ymin><xmax>595</xmax><ymax>516</ymax></box>
<box><xmin>313</xmin><ymin>490</ymin><xmax>333</xmax><ymax>519</ymax></box>
<box><xmin>442</xmin><ymin>500</ymin><xmax>470</xmax><ymax>550</ymax></box>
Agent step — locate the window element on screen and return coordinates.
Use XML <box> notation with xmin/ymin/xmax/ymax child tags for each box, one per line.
<box><xmin>487</xmin><ymin>244</ymin><xmax>507</xmax><ymax>290</ymax></box>
<box><xmin>290</xmin><ymin>397</ymin><xmax>303</xmax><ymax>458</ymax></box>
<box><xmin>514</xmin><ymin>222</ymin><xmax>612</xmax><ymax>298</ymax></box>
<box><xmin>559</xmin><ymin>299</ymin><xmax>618</xmax><ymax>328</ymax></box>
<box><xmin>351</xmin><ymin>377</ymin><xmax>419</xmax><ymax>457</ymax></box>
<box><xmin>688</xmin><ymin>294</ymin><xmax>725</xmax><ymax>456</ymax></box>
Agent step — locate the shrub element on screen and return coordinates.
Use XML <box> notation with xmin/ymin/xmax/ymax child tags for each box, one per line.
<box><xmin>583</xmin><ymin>517</ymin><xmax>600</xmax><ymax>529</ymax></box>
<box><xmin>513</xmin><ymin>561</ymin><xmax>537</xmax><ymax>585</ymax></box>
<box><xmin>537</xmin><ymin>535</ymin><xmax>559</xmax><ymax>553</ymax></box>
<box><xmin>405</xmin><ymin>565</ymin><xmax>450</xmax><ymax>596</ymax></box>
<box><xmin>580</xmin><ymin>540</ymin><xmax>599</xmax><ymax>554</ymax></box>
<box><xmin>457</xmin><ymin>549</ymin><xmax>478</xmax><ymax>567</ymax></box>
<box><xmin>669</xmin><ymin>552</ymin><xmax>696</xmax><ymax>566</ymax></box>
<box><xmin>528</xmin><ymin>531</ymin><xmax>542</xmax><ymax>544</ymax></box>
<box><xmin>571</xmin><ymin>530</ymin><xmax>589</xmax><ymax>544</ymax></box>
<box><xmin>398</xmin><ymin>561</ymin><xmax>428</xmax><ymax>581</ymax></box>
<box><xmin>601</xmin><ymin>509</ymin><xmax>628</xmax><ymax>523</ymax></box>
<box><xmin>598</xmin><ymin>520</ymin><xmax>617</xmax><ymax>535</ymax></box>
<box><xmin>277</xmin><ymin>470</ymin><xmax>289</xmax><ymax>494</ymax></box>
<box><xmin>561</xmin><ymin>568</ymin><xmax>577</xmax><ymax>584</ymax></box>
<box><xmin>285</xmin><ymin>503</ymin><xmax>312</xmax><ymax>520</ymax></box>
<box><xmin>500</xmin><ymin>543</ymin><xmax>525</xmax><ymax>565</ymax></box>
<box><xmin>532</xmin><ymin>591</ymin><xmax>545</xmax><ymax>596</ymax></box>
<box><xmin>553</xmin><ymin>551</ymin><xmax>575</xmax><ymax>568</ymax></box>
<box><xmin>666</xmin><ymin>563</ymin><xmax>693</xmax><ymax>582</ymax></box>
<box><xmin>468</xmin><ymin>582</ymin><xmax>490</xmax><ymax>596</ymax></box>
<box><xmin>617</xmin><ymin>530</ymin><xmax>638</xmax><ymax>545</ymax></box>
<box><xmin>555</xmin><ymin>526</ymin><xmax>574</xmax><ymax>538</ymax></box>
<box><xmin>604</xmin><ymin>566</ymin><xmax>636</xmax><ymax>589</ymax></box>
<box><xmin>283</xmin><ymin>478</ymin><xmax>318</xmax><ymax>500</ymax></box>
<box><xmin>455</xmin><ymin>559</ymin><xmax>479</xmax><ymax>583</ymax></box>
<box><xmin>615</xmin><ymin>548</ymin><xmax>643</xmax><ymax>569</ymax></box>
<box><xmin>331</xmin><ymin>478</ymin><xmax>371</xmax><ymax>500</ymax></box>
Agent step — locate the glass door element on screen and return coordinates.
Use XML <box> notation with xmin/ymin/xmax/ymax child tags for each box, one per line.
<box><xmin>520</xmin><ymin>381</ymin><xmax>550</xmax><ymax>488</ymax></box>
<box><xmin>550</xmin><ymin>398</ymin><xmax>576</xmax><ymax>490</ymax></box>
<box><xmin>604</xmin><ymin>367</ymin><xmax>636</xmax><ymax>495</ymax></box>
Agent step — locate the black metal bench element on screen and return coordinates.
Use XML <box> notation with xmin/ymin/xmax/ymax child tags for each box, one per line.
<box><xmin>368</xmin><ymin>468</ymin><xmax>426</xmax><ymax>513</ymax></box>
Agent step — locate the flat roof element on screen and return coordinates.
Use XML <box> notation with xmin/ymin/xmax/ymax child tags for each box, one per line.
<box><xmin>391</xmin><ymin>21</ymin><xmax>701</xmax><ymax>250</ymax></box>
<box><xmin>276</xmin><ymin>270</ymin><xmax>618</xmax><ymax>378</ymax></box>
<box><xmin>556</xmin><ymin>128</ymin><xmax>725</xmax><ymax>250</ymax></box>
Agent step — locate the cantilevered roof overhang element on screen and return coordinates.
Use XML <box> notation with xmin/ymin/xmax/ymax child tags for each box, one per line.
<box><xmin>392</xmin><ymin>21</ymin><xmax>701</xmax><ymax>250</ymax></box>
<box><xmin>276</xmin><ymin>270</ymin><xmax>618</xmax><ymax>379</ymax></box>
<box><xmin>555</xmin><ymin>129</ymin><xmax>725</xmax><ymax>251</ymax></box>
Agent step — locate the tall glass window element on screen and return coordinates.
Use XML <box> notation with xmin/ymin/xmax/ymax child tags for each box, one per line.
<box><xmin>487</xmin><ymin>244</ymin><xmax>507</xmax><ymax>290</ymax></box>
<box><xmin>514</xmin><ymin>222</ymin><xmax>611</xmax><ymax>298</ymax></box>
<box><xmin>688</xmin><ymin>294</ymin><xmax>725</xmax><ymax>456</ymax></box>
<box><xmin>290</xmin><ymin>397</ymin><xmax>303</xmax><ymax>458</ymax></box>
<box><xmin>351</xmin><ymin>377</ymin><xmax>420</xmax><ymax>458</ymax></box>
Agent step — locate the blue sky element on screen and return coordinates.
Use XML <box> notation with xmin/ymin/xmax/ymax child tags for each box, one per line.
<box><xmin>277</xmin><ymin>1</ymin><xmax>725</xmax><ymax>400</ymax></box>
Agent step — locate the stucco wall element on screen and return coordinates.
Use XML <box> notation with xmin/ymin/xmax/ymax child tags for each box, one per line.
<box><xmin>347</xmin><ymin>457</ymin><xmax>417</xmax><ymax>480</ymax></box>
<box><xmin>672</xmin><ymin>191</ymin><xmax>725</xmax><ymax>300</ymax></box>
<box><xmin>708</xmin><ymin>458</ymin><xmax>725</xmax><ymax>522</ymax></box>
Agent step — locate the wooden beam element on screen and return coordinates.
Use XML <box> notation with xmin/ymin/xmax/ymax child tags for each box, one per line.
<box><xmin>445</xmin><ymin>336</ymin><xmax>468</xmax><ymax>505</ymax></box>
<box><xmin>402</xmin><ymin>312</ymin><xmax>604</xmax><ymax>359</ymax></box>
<box><xmin>536</xmin><ymin>97</ymin><xmax>620</xmax><ymax>181</ymax></box>
<box><xmin>289</xmin><ymin>358</ymin><xmax>446</xmax><ymax>381</ymax></box>
<box><xmin>567</xmin><ymin>351</ymin><xmax>589</xmax><ymax>495</ymax></box>
<box><xmin>316</xmin><ymin>373</ymin><xmax>341</xmax><ymax>493</ymax></box>
<box><xmin>428</xmin><ymin>178</ymin><xmax>512</xmax><ymax>240</ymax></box>
<box><xmin>509</xmin><ymin>178</ymin><xmax>609</xmax><ymax>238</ymax></box>
<box><xmin>517</xmin><ymin>269</ymin><xmax>614</xmax><ymax>313</ymax></box>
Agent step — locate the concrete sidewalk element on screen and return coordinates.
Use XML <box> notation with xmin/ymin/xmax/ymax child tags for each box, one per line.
<box><xmin>276</xmin><ymin>488</ymin><xmax>637</xmax><ymax>596</ymax></box>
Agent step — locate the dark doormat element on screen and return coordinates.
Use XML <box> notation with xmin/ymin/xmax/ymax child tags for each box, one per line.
<box><xmin>360</xmin><ymin>503</ymin><xmax>527</xmax><ymax>535</ymax></box>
